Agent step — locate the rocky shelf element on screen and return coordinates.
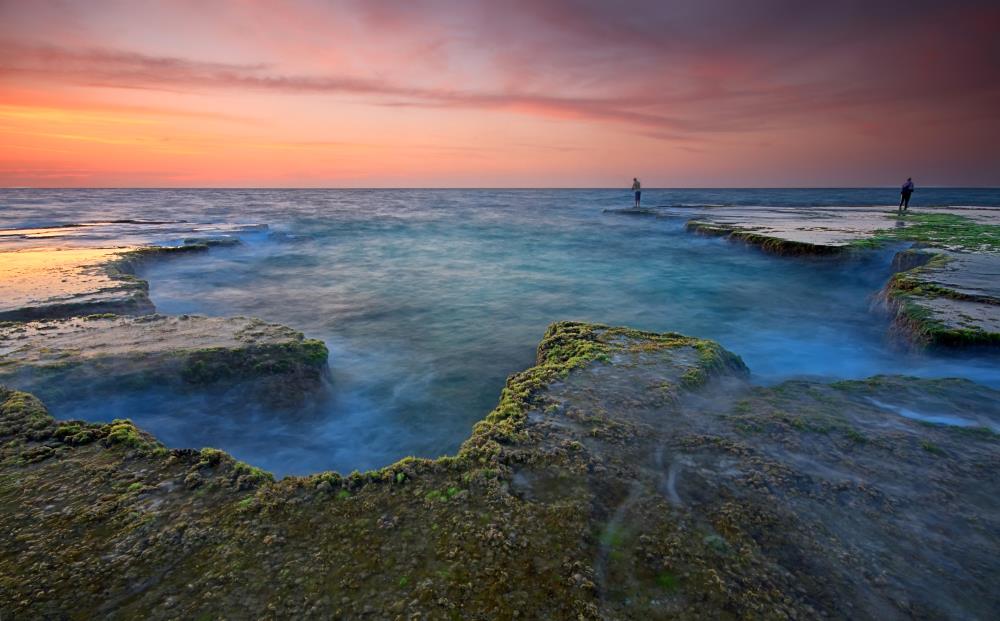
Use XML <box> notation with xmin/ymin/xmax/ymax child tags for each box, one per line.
<box><xmin>2</xmin><ymin>322</ymin><xmax>997</xmax><ymax>619</ymax></box>
<box><xmin>685</xmin><ymin>205</ymin><xmax>1000</xmax><ymax>256</ymax></box>
<box><xmin>881</xmin><ymin>249</ymin><xmax>1000</xmax><ymax>347</ymax></box>
<box><xmin>0</xmin><ymin>241</ymin><xmax>237</xmax><ymax>322</ymax></box>
<box><xmin>0</xmin><ymin>239</ymin><xmax>329</xmax><ymax>407</ymax></box>
<box><xmin>0</xmin><ymin>314</ymin><xmax>329</xmax><ymax>406</ymax></box>
<box><xmin>0</xmin><ymin>247</ymin><xmax>153</xmax><ymax>321</ymax></box>
<box><xmin>685</xmin><ymin>206</ymin><xmax>1000</xmax><ymax>348</ymax></box>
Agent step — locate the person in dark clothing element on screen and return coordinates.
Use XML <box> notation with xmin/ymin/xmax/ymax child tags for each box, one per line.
<box><xmin>632</xmin><ymin>178</ymin><xmax>641</xmax><ymax>208</ymax></box>
<box><xmin>899</xmin><ymin>177</ymin><xmax>914</xmax><ymax>211</ymax></box>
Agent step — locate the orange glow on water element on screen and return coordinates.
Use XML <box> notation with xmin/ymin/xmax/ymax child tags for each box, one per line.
<box><xmin>0</xmin><ymin>247</ymin><xmax>128</xmax><ymax>311</ymax></box>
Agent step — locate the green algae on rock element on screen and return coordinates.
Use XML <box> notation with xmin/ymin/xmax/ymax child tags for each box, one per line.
<box><xmin>0</xmin><ymin>239</ymin><xmax>333</xmax><ymax>404</ymax></box>
<box><xmin>880</xmin><ymin>250</ymin><xmax>1000</xmax><ymax>347</ymax></box>
<box><xmin>0</xmin><ymin>315</ymin><xmax>330</xmax><ymax>406</ymax></box>
<box><xmin>685</xmin><ymin>205</ymin><xmax>1000</xmax><ymax>256</ymax></box>
<box><xmin>686</xmin><ymin>220</ymin><xmax>846</xmax><ymax>256</ymax></box>
<box><xmin>1</xmin><ymin>321</ymin><xmax>997</xmax><ymax>619</ymax></box>
<box><xmin>683</xmin><ymin>205</ymin><xmax>1000</xmax><ymax>348</ymax></box>
<box><xmin>856</xmin><ymin>212</ymin><xmax>1000</xmax><ymax>253</ymax></box>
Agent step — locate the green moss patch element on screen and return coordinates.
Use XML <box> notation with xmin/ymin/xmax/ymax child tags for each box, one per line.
<box><xmin>858</xmin><ymin>213</ymin><xmax>1000</xmax><ymax>253</ymax></box>
<box><xmin>6</xmin><ymin>325</ymin><xmax>991</xmax><ymax>619</ymax></box>
<box><xmin>180</xmin><ymin>339</ymin><xmax>329</xmax><ymax>384</ymax></box>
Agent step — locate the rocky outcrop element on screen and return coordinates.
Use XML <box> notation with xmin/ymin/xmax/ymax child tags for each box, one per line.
<box><xmin>685</xmin><ymin>206</ymin><xmax>1000</xmax><ymax>348</ymax></box>
<box><xmin>889</xmin><ymin>247</ymin><xmax>936</xmax><ymax>273</ymax></box>
<box><xmin>0</xmin><ymin>314</ymin><xmax>329</xmax><ymax>406</ymax></box>
<box><xmin>2</xmin><ymin>322</ymin><xmax>996</xmax><ymax>619</ymax></box>
<box><xmin>685</xmin><ymin>205</ymin><xmax>1000</xmax><ymax>256</ymax></box>
<box><xmin>881</xmin><ymin>250</ymin><xmax>1000</xmax><ymax>347</ymax></box>
<box><xmin>682</xmin><ymin>205</ymin><xmax>913</xmax><ymax>256</ymax></box>
<box><xmin>686</xmin><ymin>220</ymin><xmax>845</xmax><ymax>255</ymax></box>
<box><xmin>0</xmin><ymin>247</ymin><xmax>153</xmax><ymax>321</ymax></box>
<box><xmin>0</xmin><ymin>241</ymin><xmax>236</xmax><ymax>321</ymax></box>
<box><xmin>0</xmin><ymin>240</ymin><xmax>331</xmax><ymax>405</ymax></box>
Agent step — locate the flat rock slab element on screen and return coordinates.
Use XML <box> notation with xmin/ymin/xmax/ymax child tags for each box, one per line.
<box><xmin>0</xmin><ymin>314</ymin><xmax>302</xmax><ymax>360</ymax></box>
<box><xmin>0</xmin><ymin>321</ymin><xmax>996</xmax><ymax>619</ymax></box>
<box><xmin>510</xmin><ymin>334</ymin><xmax>999</xmax><ymax>619</ymax></box>
<box><xmin>602</xmin><ymin>207</ymin><xmax>661</xmax><ymax>216</ymax></box>
<box><xmin>911</xmin><ymin>295</ymin><xmax>1000</xmax><ymax>334</ymax></box>
<box><xmin>912</xmin><ymin>251</ymin><xmax>1000</xmax><ymax>300</ymax></box>
<box><xmin>885</xmin><ymin>250</ymin><xmax>1000</xmax><ymax>346</ymax></box>
<box><xmin>686</xmin><ymin>206</ymin><xmax>1000</xmax><ymax>346</ymax></box>
<box><xmin>0</xmin><ymin>242</ymin><xmax>237</xmax><ymax>321</ymax></box>
<box><xmin>689</xmin><ymin>205</ymin><xmax>896</xmax><ymax>248</ymax></box>
<box><xmin>0</xmin><ymin>247</ymin><xmax>151</xmax><ymax>320</ymax></box>
<box><xmin>687</xmin><ymin>205</ymin><xmax>1000</xmax><ymax>251</ymax></box>
<box><xmin>0</xmin><ymin>314</ymin><xmax>328</xmax><ymax>403</ymax></box>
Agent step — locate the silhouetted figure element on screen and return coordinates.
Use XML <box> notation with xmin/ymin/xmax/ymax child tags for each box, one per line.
<box><xmin>899</xmin><ymin>177</ymin><xmax>914</xmax><ymax>212</ymax></box>
<box><xmin>632</xmin><ymin>178</ymin><xmax>641</xmax><ymax>208</ymax></box>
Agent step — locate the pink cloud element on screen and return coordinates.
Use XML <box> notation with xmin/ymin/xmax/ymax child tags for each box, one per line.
<box><xmin>1</xmin><ymin>0</ymin><xmax>998</xmax><ymax>185</ymax></box>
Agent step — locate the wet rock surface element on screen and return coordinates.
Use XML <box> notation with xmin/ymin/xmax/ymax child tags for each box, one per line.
<box><xmin>686</xmin><ymin>205</ymin><xmax>904</xmax><ymax>252</ymax></box>
<box><xmin>0</xmin><ymin>241</ymin><xmax>239</xmax><ymax>321</ymax></box>
<box><xmin>1</xmin><ymin>322</ymin><xmax>996</xmax><ymax>619</ymax></box>
<box><xmin>0</xmin><ymin>247</ymin><xmax>152</xmax><ymax>320</ymax></box>
<box><xmin>0</xmin><ymin>240</ymin><xmax>330</xmax><ymax>407</ymax></box>
<box><xmin>883</xmin><ymin>251</ymin><xmax>1000</xmax><ymax>346</ymax></box>
<box><xmin>685</xmin><ymin>206</ymin><xmax>1000</xmax><ymax>347</ymax></box>
<box><xmin>686</xmin><ymin>205</ymin><xmax>1000</xmax><ymax>254</ymax></box>
<box><xmin>0</xmin><ymin>314</ymin><xmax>329</xmax><ymax>405</ymax></box>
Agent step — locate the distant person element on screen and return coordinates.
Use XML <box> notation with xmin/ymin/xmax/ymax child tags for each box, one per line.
<box><xmin>899</xmin><ymin>177</ymin><xmax>914</xmax><ymax>212</ymax></box>
<box><xmin>632</xmin><ymin>178</ymin><xmax>641</xmax><ymax>208</ymax></box>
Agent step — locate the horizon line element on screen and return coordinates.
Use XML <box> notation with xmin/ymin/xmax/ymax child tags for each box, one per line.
<box><xmin>3</xmin><ymin>186</ymin><xmax>1000</xmax><ymax>191</ymax></box>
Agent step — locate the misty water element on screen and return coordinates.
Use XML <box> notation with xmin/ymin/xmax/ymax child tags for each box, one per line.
<box><xmin>2</xmin><ymin>188</ymin><xmax>999</xmax><ymax>476</ymax></box>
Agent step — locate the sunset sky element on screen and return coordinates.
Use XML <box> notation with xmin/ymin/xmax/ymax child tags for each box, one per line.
<box><xmin>1</xmin><ymin>0</ymin><xmax>998</xmax><ymax>188</ymax></box>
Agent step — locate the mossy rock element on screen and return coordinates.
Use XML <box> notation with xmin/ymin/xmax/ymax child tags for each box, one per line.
<box><xmin>1</xmin><ymin>324</ymin><xmax>997</xmax><ymax>619</ymax></box>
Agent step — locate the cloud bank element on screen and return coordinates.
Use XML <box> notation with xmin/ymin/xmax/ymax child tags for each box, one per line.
<box><xmin>0</xmin><ymin>0</ymin><xmax>997</xmax><ymax>186</ymax></box>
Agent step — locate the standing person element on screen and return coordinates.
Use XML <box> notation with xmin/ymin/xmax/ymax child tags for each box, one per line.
<box><xmin>899</xmin><ymin>177</ymin><xmax>915</xmax><ymax>212</ymax></box>
<box><xmin>632</xmin><ymin>177</ymin><xmax>641</xmax><ymax>208</ymax></box>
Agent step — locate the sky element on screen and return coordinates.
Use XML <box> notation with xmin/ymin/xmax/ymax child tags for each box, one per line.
<box><xmin>1</xmin><ymin>0</ymin><xmax>998</xmax><ymax>188</ymax></box>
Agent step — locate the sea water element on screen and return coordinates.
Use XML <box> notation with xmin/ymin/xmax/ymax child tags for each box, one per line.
<box><xmin>2</xmin><ymin>188</ymin><xmax>998</xmax><ymax>475</ymax></box>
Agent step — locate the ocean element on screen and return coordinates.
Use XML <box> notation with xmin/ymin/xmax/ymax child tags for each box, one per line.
<box><xmin>2</xmin><ymin>188</ymin><xmax>998</xmax><ymax>475</ymax></box>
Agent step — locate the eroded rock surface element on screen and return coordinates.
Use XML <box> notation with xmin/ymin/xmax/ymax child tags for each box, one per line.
<box><xmin>0</xmin><ymin>239</ymin><xmax>330</xmax><ymax>404</ymax></box>
<box><xmin>1</xmin><ymin>322</ymin><xmax>996</xmax><ymax>619</ymax></box>
<box><xmin>0</xmin><ymin>247</ymin><xmax>152</xmax><ymax>320</ymax></box>
<box><xmin>686</xmin><ymin>205</ymin><xmax>900</xmax><ymax>253</ymax></box>
<box><xmin>0</xmin><ymin>242</ymin><xmax>237</xmax><ymax>321</ymax></box>
<box><xmin>685</xmin><ymin>206</ymin><xmax>1000</xmax><ymax>347</ymax></box>
<box><xmin>686</xmin><ymin>205</ymin><xmax>1000</xmax><ymax>255</ymax></box>
<box><xmin>883</xmin><ymin>251</ymin><xmax>1000</xmax><ymax>346</ymax></box>
<box><xmin>0</xmin><ymin>315</ymin><xmax>329</xmax><ymax>404</ymax></box>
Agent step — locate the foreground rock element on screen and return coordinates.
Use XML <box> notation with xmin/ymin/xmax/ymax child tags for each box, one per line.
<box><xmin>1</xmin><ymin>321</ymin><xmax>996</xmax><ymax>619</ymax></box>
<box><xmin>0</xmin><ymin>315</ymin><xmax>329</xmax><ymax>405</ymax></box>
<box><xmin>686</xmin><ymin>206</ymin><xmax>1000</xmax><ymax>348</ymax></box>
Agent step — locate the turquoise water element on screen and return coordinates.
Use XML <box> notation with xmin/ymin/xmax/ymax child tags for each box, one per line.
<box><xmin>2</xmin><ymin>188</ymin><xmax>998</xmax><ymax>475</ymax></box>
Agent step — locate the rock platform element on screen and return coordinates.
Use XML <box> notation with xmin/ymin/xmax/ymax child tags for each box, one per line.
<box><xmin>1</xmin><ymin>322</ymin><xmax>996</xmax><ymax>619</ymax></box>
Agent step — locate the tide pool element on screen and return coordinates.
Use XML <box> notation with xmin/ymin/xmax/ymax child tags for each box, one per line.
<box><xmin>2</xmin><ymin>188</ymin><xmax>998</xmax><ymax>475</ymax></box>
